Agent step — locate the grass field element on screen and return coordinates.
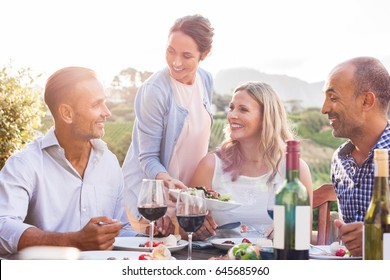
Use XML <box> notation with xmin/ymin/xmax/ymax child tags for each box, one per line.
<box><xmin>103</xmin><ymin>122</ymin><xmax>133</xmax><ymax>165</ymax></box>
<box><xmin>103</xmin><ymin>119</ymin><xmax>228</xmax><ymax>165</ymax></box>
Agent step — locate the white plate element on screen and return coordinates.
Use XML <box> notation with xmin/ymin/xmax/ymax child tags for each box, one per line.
<box><xmin>114</xmin><ymin>237</ymin><xmax>188</xmax><ymax>252</ymax></box>
<box><xmin>206</xmin><ymin>199</ymin><xmax>242</xmax><ymax>211</ymax></box>
<box><xmin>19</xmin><ymin>246</ymin><xmax>80</xmax><ymax>260</ymax></box>
<box><xmin>79</xmin><ymin>250</ymin><xmax>176</xmax><ymax>260</ymax></box>
<box><xmin>169</xmin><ymin>189</ymin><xmax>242</xmax><ymax>211</ymax></box>
<box><xmin>79</xmin><ymin>250</ymin><xmax>145</xmax><ymax>260</ymax></box>
<box><xmin>211</xmin><ymin>237</ymin><xmax>263</xmax><ymax>251</ymax></box>
<box><xmin>309</xmin><ymin>245</ymin><xmax>361</xmax><ymax>260</ymax></box>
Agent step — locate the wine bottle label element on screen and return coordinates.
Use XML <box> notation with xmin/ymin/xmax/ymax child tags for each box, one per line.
<box><xmin>295</xmin><ymin>206</ymin><xmax>310</xmax><ymax>250</ymax></box>
<box><xmin>374</xmin><ymin>149</ymin><xmax>388</xmax><ymax>176</ymax></box>
<box><xmin>273</xmin><ymin>205</ymin><xmax>310</xmax><ymax>250</ymax></box>
<box><xmin>273</xmin><ymin>205</ymin><xmax>285</xmax><ymax>249</ymax></box>
<box><xmin>384</xmin><ymin>233</ymin><xmax>390</xmax><ymax>260</ymax></box>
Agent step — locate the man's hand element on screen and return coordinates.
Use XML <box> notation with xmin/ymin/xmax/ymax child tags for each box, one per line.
<box><xmin>77</xmin><ymin>216</ymin><xmax>123</xmax><ymax>251</ymax></box>
<box><xmin>154</xmin><ymin>215</ymin><xmax>175</xmax><ymax>237</ymax></box>
<box><xmin>334</xmin><ymin>219</ymin><xmax>363</xmax><ymax>256</ymax></box>
<box><xmin>17</xmin><ymin>216</ymin><xmax>123</xmax><ymax>252</ymax></box>
<box><xmin>193</xmin><ymin>211</ymin><xmax>217</xmax><ymax>240</ymax></box>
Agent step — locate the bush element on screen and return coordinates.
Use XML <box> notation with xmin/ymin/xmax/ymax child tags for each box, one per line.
<box><xmin>0</xmin><ymin>65</ymin><xmax>45</xmax><ymax>169</ymax></box>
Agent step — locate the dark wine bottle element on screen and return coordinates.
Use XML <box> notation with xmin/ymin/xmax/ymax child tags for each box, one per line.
<box><xmin>364</xmin><ymin>148</ymin><xmax>390</xmax><ymax>260</ymax></box>
<box><xmin>274</xmin><ymin>140</ymin><xmax>310</xmax><ymax>260</ymax></box>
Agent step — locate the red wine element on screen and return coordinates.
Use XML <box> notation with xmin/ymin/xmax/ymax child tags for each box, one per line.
<box><xmin>177</xmin><ymin>215</ymin><xmax>206</xmax><ymax>233</ymax></box>
<box><xmin>138</xmin><ymin>206</ymin><xmax>167</xmax><ymax>221</ymax></box>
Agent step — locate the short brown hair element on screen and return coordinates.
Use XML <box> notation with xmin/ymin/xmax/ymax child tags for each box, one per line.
<box><xmin>44</xmin><ymin>67</ymin><xmax>97</xmax><ymax>116</ymax></box>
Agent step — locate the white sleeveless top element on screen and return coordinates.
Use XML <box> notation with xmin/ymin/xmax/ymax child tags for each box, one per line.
<box><xmin>211</xmin><ymin>154</ymin><xmax>285</xmax><ymax>230</ymax></box>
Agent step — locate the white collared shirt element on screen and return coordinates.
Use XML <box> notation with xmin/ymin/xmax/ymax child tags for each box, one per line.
<box><xmin>0</xmin><ymin>128</ymin><xmax>134</xmax><ymax>255</ymax></box>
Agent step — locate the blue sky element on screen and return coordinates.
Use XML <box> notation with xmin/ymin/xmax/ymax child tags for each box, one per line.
<box><xmin>1</xmin><ymin>0</ymin><xmax>389</xmax><ymax>86</ymax></box>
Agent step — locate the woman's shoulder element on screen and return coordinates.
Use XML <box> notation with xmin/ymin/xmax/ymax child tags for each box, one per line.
<box><xmin>136</xmin><ymin>68</ymin><xmax>172</xmax><ymax>102</ymax></box>
<box><xmin>199</xmin><ymin>152</ymin><xmax>217</xmax><ymax>168</ymax></box>
<box><xmin>142</xmin><ymin>68</ymin><xmax>170</xmax><ymax>87</ymax></box>
<box><xmin>197</xmin><ymin>67</ymin><xmax>213</xmax><ymax>86</ymax></box>
<box><xmin>197</xmin><ymin>67</ymin><xmax>212</xmax><ymax>78</ymax></box>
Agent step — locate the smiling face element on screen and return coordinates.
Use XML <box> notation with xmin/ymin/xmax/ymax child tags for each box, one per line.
<box><xmin>227</xmin><ymin>89</ymin><xmax>263</xmax><ymax>143</ymax></box>
<box><xmin>321</xmin><ymin>63</ymin><xmax>365</xmax><ymax>139</ymax></box>
<box><xmin>69</xmin><ymin>79</ymin><xmax>111</xmax><ymax>140</ymax></box>
<box><xmin>165</xmin><ymin>31</ymin><xmax>205</xmax><ymax>85</ymax></box>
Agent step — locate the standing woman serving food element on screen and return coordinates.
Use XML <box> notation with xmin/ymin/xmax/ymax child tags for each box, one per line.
<box><xmin>122</xmin><ymin>14</ymin><xmax>215</xmax><ymax>236</ymax></box>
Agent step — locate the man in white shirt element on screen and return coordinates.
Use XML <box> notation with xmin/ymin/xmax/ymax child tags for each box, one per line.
<box><xmin>0</xmin><ymin>67</ymin><xmax>135</xmax><ymax>255</ymax></box>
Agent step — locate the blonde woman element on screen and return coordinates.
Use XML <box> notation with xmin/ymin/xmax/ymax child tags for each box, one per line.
<box><xmin>190</xmin><ymin>81</ymin><xmax>313</xmax><ymax>240</ymax></box>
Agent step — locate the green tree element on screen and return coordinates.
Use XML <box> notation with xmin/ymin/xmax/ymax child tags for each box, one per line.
<box><xmin>212</xmin><ymin>93</ymin><xmax>231</xmax><ymax>112</ymax></box>
<box><xmin>0</xmin><ymin>65</ymin><xmax>45</xmax><ymax>169</ymax></box>
<box><xmin>110</xmin><ymin>67</ymin><xmax>153</xmax><ymax>103</ymax></box>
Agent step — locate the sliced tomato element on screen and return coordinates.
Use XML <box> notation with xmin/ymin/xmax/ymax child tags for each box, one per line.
<box><xmin>138</xmin><ymin>253</ymin><xmax>152</xmax><ymax>260</ymax></box>
<box><xmin>144</xmin><ymin>241</ymin><xmax>164</xmax><ymax>247</ymax></box>
<box><xmin>241</xmin><ymin>238</ymin><xmax>251</xmax><ymax>244</ymax></box>
<box><xmin>335</xmin><ymin>248</ymin><xmax>346</xmax><ymax>257</ymax></box>
<box><xmin>207</xmin><ymin>190</ymin><xmax>220</xmax><ymax>199</ymax></box>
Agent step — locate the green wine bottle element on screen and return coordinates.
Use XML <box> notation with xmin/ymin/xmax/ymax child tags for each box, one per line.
<box><xmin>364</xmin><ymin>148</ymin><xmax>390</xmax><ymax>260</ymax></box>
<box><xmin>274</xmin><ymin>140</ymin><xmax>310</xmax><ymax>260</ymax></box>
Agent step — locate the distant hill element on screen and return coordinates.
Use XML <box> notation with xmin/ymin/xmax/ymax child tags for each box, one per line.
<box><xmin>214</xmin><ymin>67</ymin><xmax>324</xmax><ymax>108</ymax></box>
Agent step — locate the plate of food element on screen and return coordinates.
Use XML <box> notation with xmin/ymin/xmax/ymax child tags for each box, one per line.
<box><xmin>211</xmin><ymin>237</ymin><xmax>273</xmax><ymax>251</ymax></box>
<box><xmin>80</xmin><ymin>244</ymin><xmax>176</xmax><ymax>260</ymax></box>
<box><xmin>169</xmin><ymin>188</ymin><xmax>242</xmax><ymax>211</ymax></box>
<box><xmin>309</xmin><ymin>243</ymin><xmax>362</xmax><ymax>260</ymax></box>
<box><xmin>114</xmin><ymin>235</ymin><xmax>188</xmax><ymax>253</ymax></box>
<box><xmin>209</xmin><ymin>239</ymin><xmax>273</xmax><ymax>260</ymax></box>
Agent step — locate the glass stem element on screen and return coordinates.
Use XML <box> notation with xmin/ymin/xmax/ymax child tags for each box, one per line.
<box><xmin>187</xmin><ymin>232</ymin><xmax>193</xmax><ymax>260</ymax></box>
<box><xmin>149</xmin><ymin>221</ymin><xmax>154</xmax><ymax>252</ymax></box>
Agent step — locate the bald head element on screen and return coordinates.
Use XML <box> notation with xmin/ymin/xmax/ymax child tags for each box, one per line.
<box><xmin>331</xmin><ymin>57</ymin><xmax>390</xmax><ymax>113</ymax></box>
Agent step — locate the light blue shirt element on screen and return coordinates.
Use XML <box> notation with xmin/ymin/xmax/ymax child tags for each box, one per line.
<box><xmin>0</xmin><ymin>128</ymin><xmax>135</xmax><ymax>255</ymax></box>
<box><xmin>122</xmin><ymin>67</ymin><xmax>213</xmax><ymax>220</ymax></box>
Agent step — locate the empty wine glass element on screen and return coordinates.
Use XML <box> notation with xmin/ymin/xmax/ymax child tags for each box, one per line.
<box><xmin>137</xmin><ymin>179</ymin><xmax>167</xmax><ymax>251</ymax></box>
<box><xmin>176</xmin><ymin>189</ymin><xmax>207</xmax><ymax>260</ymax></box>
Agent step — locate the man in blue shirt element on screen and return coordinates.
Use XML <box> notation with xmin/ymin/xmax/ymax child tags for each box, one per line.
<box><xmin>0</xmin><ymin>67</ymin><xmax>135</xmax><ymax>256</ymax></box>
<box><xmin>321</xmin><ymin>57</ymin><xmax>390</xmax><ymax>256</ymax></box>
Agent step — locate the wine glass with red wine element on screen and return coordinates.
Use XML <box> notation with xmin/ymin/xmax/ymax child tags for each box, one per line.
<box><xmin>176</xmin><ymin>189</ymin><xmax>207</xmax><ymax>260</ymax></box>
<box><xmin>137</xmin><ymin>179</ymin><xmax>167</xmax><ymax>251</ymax></box>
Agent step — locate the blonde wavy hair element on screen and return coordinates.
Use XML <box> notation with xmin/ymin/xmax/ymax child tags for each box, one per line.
<box><xmin>216</xmin><ymin>81</ymin><xmax>294</xmax><ymax>184</ymax></box>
